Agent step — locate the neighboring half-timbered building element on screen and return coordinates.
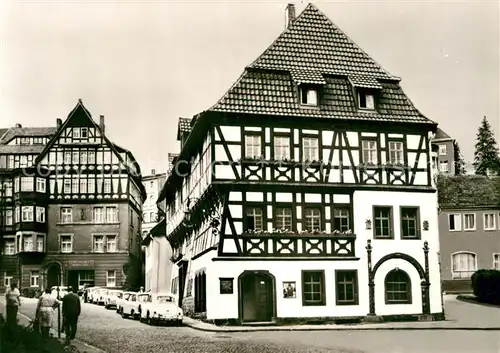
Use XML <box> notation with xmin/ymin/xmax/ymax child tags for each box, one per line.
<box><xmin>159</xmin><ymin>4</ymin><xmax>444</xmax><ymax>324</ymax></box>
<box><xmin>0</xmin><ymin>100</ymin><xmax>146</xmax><ymax>293</ymax></box>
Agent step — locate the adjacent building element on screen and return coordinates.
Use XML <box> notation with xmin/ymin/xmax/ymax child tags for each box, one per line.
<box><xmin>141</xmin><ymin>170</ymin><xmax>166</xmax><ymax>238</ymax></box>
<box><xmin>158</xmin><ymin>4</ymin><xmax>444</xmax><ymax>324</ymax></box>
<box><xmin>437</xmin><ymin>174</ymin><xmax>500</xmax><ymax>292</ymax></box>
<box><xmin>431</xmin><ymin>128</ymin><xmax>455</xmax><ymax>175</ymax></box>
<box><xmin>0</xmin><ymin>100</ymin><xmax>146</xmax><ymax>293</ymax></box>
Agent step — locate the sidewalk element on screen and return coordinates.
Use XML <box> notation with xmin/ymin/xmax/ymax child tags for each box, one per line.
<box><xmin>0</xmin><ymin>298</ymin><xmax>105</xmax><ymax>353</ymax></box>
<box><xmin>182</xmin><ymin>295</ymin><xmax>500</xmax><ymax>333</ymax></box>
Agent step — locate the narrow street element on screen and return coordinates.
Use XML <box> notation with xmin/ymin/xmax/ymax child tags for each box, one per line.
<box><xmin>10</xmin><ymin>298</ymin><xmax>500</xmax><ymax>353</ymax></box>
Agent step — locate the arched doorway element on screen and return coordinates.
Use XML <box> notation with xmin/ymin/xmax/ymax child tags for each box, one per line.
<box><xmin>238</xmin><ymin>271</ymin><xmax>276</xmax><ymax>323</ymax></box>
<box><xmin>46</xmin><ymin>262</ymin><xmax>62</xmax><ymax>289</ymax></box>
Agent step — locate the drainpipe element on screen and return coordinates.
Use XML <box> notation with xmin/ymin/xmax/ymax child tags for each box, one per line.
<box><xmin>153</xmin><ymin>237</ymin><xmax>161</xmax><ymax>292</ymax></box>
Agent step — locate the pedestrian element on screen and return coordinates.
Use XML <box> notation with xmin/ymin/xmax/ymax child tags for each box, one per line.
<box><xmin>35</xmin><ymin>288</ymin><xmax>60</xmax><ymax>338</ymax></box>
<box><xmin>4</xmin><ymin>282</ymin><xmax>21</xmax><ymax>332</ymax></box>
<box><xmin>62</xmin><ymin>286</ymin><xmax>81</xmax><ymax>345</ymax></box>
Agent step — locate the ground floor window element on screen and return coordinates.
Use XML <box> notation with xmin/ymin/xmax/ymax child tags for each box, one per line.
<box><xmin>30</xmin><ymin>270</ymin><xmax>40</xmax><ymax>287</ymax></box>
<box><xmin>78</xmin><ymin>271</ymin><xmax>95</xmax><ymax>288</ymax></box>
<box><xmin>452</xmin><ymin>252</ymin><xmax>477</xmax><ymax>279</ymax></box>
<box><xmin>194</xmin><ymin>272</ymin><xmax>206</xmax><ymax>313</ymax></box>
<box><xmin>3</xmin><ymin>273</ymin><xmax>12</xmax><ymax>288</ymax></box>
<box><xmin>335</xmin><ymin>270</ymin><xmax>358</xmax><ymax>305</ymax></box>
<box><xmin>301</xmin><ymin>270</ymin><xmax>325</xmax><ymax>306</ymax></box>
<box><xmin>106</xmin><ymin>270</ymin><xmax>116</xmax><ymax>287</ymax></box>
<box><xmin>493</xmin><ymin>253</ymin><xmax>500</xmax><ymax>270</ymax></box>
<box><xmin>385</xmin><ymin>269</ymin><xmax>412</xmax><ymax>304</ymax></box>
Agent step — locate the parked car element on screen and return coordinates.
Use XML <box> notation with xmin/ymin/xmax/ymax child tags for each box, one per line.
<box><xmin>93</xmin><ymin>288</ymin><xmax>108</xmax><ymax>305</ymax></box>
<box><xmin>86</xmin><ymin>287</ymin><xmax>100</xmax><ymax>303</ymax></box>
<box><xmin>104</xmin><ymin>290</ymin><xmax>123</xmax><ymax>309</ymax></box>
<box><xmin>50</xmin><ymin>286</ymin><xmax>69</xmax><ymax>300</ymax></box>
<box><xmin>121</xmin><ymin>292</ymin><xmax>141</xmax><ymax>319</ymax></box>
<box><xmin>116</xmin><ymin>291</ymin><xmax>133</xmax><ymax>314</ymax></box>
<box><xmin>139</xmin><ymin>293</ymin><xmax>183</xmax><ymax>325</ymax></box>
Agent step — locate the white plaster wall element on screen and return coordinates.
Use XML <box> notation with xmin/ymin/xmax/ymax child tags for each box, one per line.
<box><xmin>145</xmin><ymin>237</ymin><xmax>172</xmax><ymax>293</ymax></box>
<box><xmin>207</xmin><ymin>259</ymin><xmax>368</xmax><ymax>320</ymax></box>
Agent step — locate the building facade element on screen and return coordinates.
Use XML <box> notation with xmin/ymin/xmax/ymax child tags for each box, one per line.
<box><xmin>159</xmin><ymin>4</ymin><xmax>444</xmax><ymax>324</ymax></box>
<box><xmin>437</xmin><ymin>174</ymin><xmax>500</xmax><ymax>292</ymax></box>
<box><xmin>431</xmin><ymin>128</ymin><xmax>455</xmax><ymax>175</ymax></box>
<box><xmin>0</xmin><ymin>100</ymin><xmax>146</xmax><ymax>293</ymax></box>
<box><xmin>141</xmin><ymin>170</ymin><xmax>166</xmax><ymax>237</ymax></box>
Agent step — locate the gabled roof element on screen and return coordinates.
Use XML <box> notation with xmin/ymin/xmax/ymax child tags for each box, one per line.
<box><xmin>433</xmin><ymin>127</ymin><xmax>452</xmax><ymax>141</ymax></box>
<box><xmin>437</xmin><ymin>175</ymin><xmax>500</xmax><ymax>208</ymax></box>
<box><xmin>0</xmin><ymin>127</ymin><xmax>56</xmax><ymax>144</ymax></box>
<box><xmin>0</xmin><ymin>145</ymin><xmax>46</xmax><ymax>154</ymax></box>
<box><xmin>208</xmin><ymin>4</ymin><xmax>434</xmax><ymax>125</ymax></box>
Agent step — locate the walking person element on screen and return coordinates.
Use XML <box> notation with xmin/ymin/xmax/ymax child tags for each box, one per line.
<box><xmin>35</xmin><ymin>288</ymin><xmax>60</xmax><ymax>338</ymax></box>
<box><xmin>4</xmin><ymin>283</ymin><xmax>21</xmax><ymax>333</ymax></box>
<box><xmin>62</xmin><ymin>286</ymin><xmax>81</xmax><ymax>345</ymax></box>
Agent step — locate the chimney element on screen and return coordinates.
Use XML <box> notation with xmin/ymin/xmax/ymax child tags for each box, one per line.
<box><xmin>99</xmin><ymin>115</ymin><xmax>105</xmax><ymax>133</ymax></box>
<box><xmin>285</xmin><ymin>3</ymin><xmax>296</xmax><ymax>28</ymax></box>
<box><xmin>14</xmin><ymin>123</ymin><xmax>22</xmax><ymax>128</ymax></box>
<box><xmin>151</xmin><ymin>169</ymin><xmax>156</xmax><ymax>175</ymax></box>
<box><xmin>56</xmin><ymin>118</ymin><xmax>62</xmax><ymax>129</ymax></box>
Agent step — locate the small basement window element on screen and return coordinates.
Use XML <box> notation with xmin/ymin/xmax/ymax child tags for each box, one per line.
<box><xmin>300</xmin><ymin>86</ymin><xmax>318</xmax><ymax>106</ymax></box>
<box><xmin>358</xmin><ymin>91</ymin><xmax>375</xmax><ymax>110</ymax></box>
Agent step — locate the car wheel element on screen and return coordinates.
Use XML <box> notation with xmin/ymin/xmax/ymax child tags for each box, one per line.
<box><xmin>121</xmin><ymin>311</ymin><xmax>128</xmax><ymax>319</ymax></box>
<box><xmin>147</xmin><ymin>313</ymin><xmax>153</xmax><ymax>326</ymax></box>
<box><xmin>177</xmin><ymin>319</ymin><xmax>182</xmax><ymax>326</ymax></box>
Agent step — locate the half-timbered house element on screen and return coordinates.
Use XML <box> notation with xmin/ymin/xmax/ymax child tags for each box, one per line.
<box><xmin>0</xmin><ymin>100</ymin><xmax>145</xmax><ymax>293</ymax></box>
<box><xmin>159</xmin><ymin>4</ymin><xmax>444</xmax><ymax>324</ymax></box>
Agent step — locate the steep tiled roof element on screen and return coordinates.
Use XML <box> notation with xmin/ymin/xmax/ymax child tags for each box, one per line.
<box><xmin>433</xmin><ymin>127</ymin><xmax>452</xmax><ymax>141</ymax></box>
<box><xmin>211</xmin><ymin>71</ymin><xmax>430</xmax><ymax>123</ymax></box>
<box><xmin>437</xmin><ymin>175</ymin><xmax>500</xmax><ymax>208</ymax></box>
<box><xmin>209</xmin><ymin>4</ymin><xmax>434</xmax><ymax>125</ymax></box>
<box><xmin>0</xmin><ymin>127</ymin><xmax>56</xmax><ymax>144</ymax></box>
<box><xmin>177</xmin><ymin>118</ymin><xmax>192</xmax><ymax>140</ymax></box>
<box><xmin>0</xmin><ymin>145</ymin><xmax>45</xmax><ymax>154</ymax></box>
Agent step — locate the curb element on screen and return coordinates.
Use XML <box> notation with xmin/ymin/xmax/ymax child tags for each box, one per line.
<box><xmin>183</xmin><ymin>322</ymin><xmax>500</xmax><ymax>333</ymax></box>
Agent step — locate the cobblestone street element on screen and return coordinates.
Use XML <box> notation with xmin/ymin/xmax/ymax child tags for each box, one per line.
<box><xmin>5</xmin><ymin>298</ymin><xmax>499</xmax><ymax>353</ymax></box>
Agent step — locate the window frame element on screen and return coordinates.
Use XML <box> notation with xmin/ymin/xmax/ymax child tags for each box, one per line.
<box><xmin>332</xmin><ymin>206</ymin><xmax>351</xmax><ymax>232</ymax></box>
<box><xmin>303</xmin><ymin>207</ymin><xmax>322</xmax><ymax>231</ymax></box>
<box><xmin>244</xmin><ymin>134</ymin><xmax>262</xmax><ymax>159</ymax></box>
<box><xmin>106</xmin><ymin>270</ymin><xmax>117</xmax><ymax>287</ymax></box>
<box><xmin>299</xmin><ymin>85</ymin><xmax>319</xmax><ymax>107</ymax></box>
<box><xmin>106</xmin><ymin>235</ymin><xmax>117</xmax><ymax>253</ymax></box>
<box><xmin>335</xmin><ymin>270</ymin><xmax>358</xmax><ymax>306</ymax></box>
<box><xmin>448</xmin><ymin>213</ymin><xmax>462</xmax><ymax>231</ymax></box>
<box><xmin>357</xmin><ymin>90</ymin><xmax>375</xmax><ymax>110</ymax></box>
<box><xmin>302</xmin><ymin>137</ymin><xmax>319</xmax><ymax>161</ymax></box>
<box><xmin>483</xmin><ymin>213</ymin><xmax>496</xmax><ymax>231</ymax></box>
<box><xmin>273</xmin><ymin>135</ymin><xmax>291</xmax><ymax>160</ymax></box>
<box><xmin>3</xmin><ymin>237</ymin><xmax>15</xmax><ymax>255</ymax></box>
<box><xmin>439</xmin><ymin>144</ymin><xmax>447</xmax><ymax>155</ymax></box>
<box><xmin>30</xmin><ymin>270</ymin><xmax>40</xmax><ymax>288</ymax></box>
<box><xmin>387</xmin><ymin>140</ymin><xmax>404</xmax><ymax>165</ymax></box>
<box><xmin>301</xmin><ymin>270</ymin><xmax>326</xmax><ymax>306</ymax></box>
<box><xmin>400</xmin><ymin>206</ymin><xmax>420</xmax><ymax>239</ymax></box>
<box><xmin>244</xmin><ymin>206</ymin><xmax>264</xmax><ymax>232</ymax></box>
<box><xmin>361</xmin><ymin>139</ymin><xmax>378</xmax><ymax>165</ymax></box>
<box><xmin>373</xmin><ymin>206</ymin><xmax>393</xmax><ymax>239</ymax></box>
<box><xmin>21</xmin><ymin>206</ymin><xmax>34</xmax><ymax>222</ymax></box>
<box><xmin>59</xmin><ymin>234</ymin><xmax>73</xmax><ymax>253</ymax></box>
<box><xmin>451</xmin><ymin>251</ymin><xmax>477</xmax><ymax>279</ymax></box>
<box><xmin>439</xmin><ymin>161</ymin><xmax>449</xmax><ymax>173</ymax></box>
<box><xmin>493</xmin><ymin>253</ymin><xmax>500</xmax><ymax>270</ymax></box>
<box><xmin>93</xmin><ymin>235</ymin><xmax>105</xmax><ymax>253</ymax></box>
<box><xmin>384</xmin><ymin>269</ymin><xmax>412</xmax><ymax>305</ymax></box>
<box><xmin>60</xmin><ymin>207</ymin><xmax>73</xmax><ymax>223</ymax></box>
<box><xmin>274</xmin><ymin>206</ymin><xmax>293</xmax><ymax>231</ymax></box>
<box><xmin>463</xmin><ymin>213</ymin><xmax>476</xmax><ymax>231</ymax></box>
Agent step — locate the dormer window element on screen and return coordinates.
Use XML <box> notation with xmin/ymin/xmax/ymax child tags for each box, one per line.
<box><xmin>358</xmin><ymin>91</ymin><xmax>375</xmax><ymax>110</ymax></box>
<box><xmin>300</xmin><ymin>86</ymin><xmax>318</xmax><ymax>106</ymax></box>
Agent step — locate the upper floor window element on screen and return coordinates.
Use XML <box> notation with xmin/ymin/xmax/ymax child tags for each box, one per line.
<box><xmin>274</xmin><ymin>136</ymin><xmax>290</xmax><ymax>160</ymax></box>
<box><xmin>93</xmin><ymin>235</ymin><xmax>104</xmax><ymax>252</ymax></box>
<box><xmin>36</xmin><ymin>236</ymin><xmax>44</xmax><ymax>252</ymax></box>
<box><xmin>373</xmin><ymin>206</ymin><xmax>392</xmax><ymax>238</ymax></box>
<box><xmin>484</xmin><ymin>213</ymin><xmax>496</xmax><ymax>231</ymax></box>
<box><xmin>64</xmin><ymin>179</ymin><xmax>71</xmax><ymax>193</ymax></box>
<box><xmin>463</xmin><ymin>213</ymin><xmax>476</xmax><ymax>231</ymax></box>
<box><xmin>439</xmin><ymin>161</ymin><xmax>448</xmax><ymax>173</ymax></box>
<box><xmin>20</xmin><ymin>177</ymin><xmax>34</xmax><ymax>192</ymax></box>
<box><xmin>60</xmin><ymin>235</ymin><xmax>73</xmax><ymax>253</ymax></box>
<box><xmin>36</xmin><ymin>178</ymin><xmax>46</xmax><ymax>193</ymax></box>
<box><xmin>23</xmin><ymin>235</ymin><xmax>34</xmax><ymax>251</ymax></box>
<box><xmin>362</xmin><ymin>140</ymin><xmax>378</xmax><ymax>165</ymax></box>
<box><xmin>357</xmin><ymin>91</ymin><xmax>375</xmax><ymax>110</ymax></box>
<box><xmin>88</xmin><ymin>151</ymin><xmax>96</xmax><ymax>164</ymax></box>
<box><xmin>5</xmin><ymin>210</ymin><xmax>13</xmax><ymax>226</ymax></box>
<box><xmin>388</xmin><ymin>141</ymin><xmax>404</xmax><ymax>165</ymax></box>
<box><xmin>275</xmin><ymin>207</ymin><xmax>292</xmax><ymax>230</ymax></box>
<box><xmin>21</xmin><ymin>206</ymin><xmax>33</xmax><ymax>222</ymax></box>
<box><xmin>103</xmin><ymin>179</ymin><xmax>112</xmax><ymax>194</ymax></box>
<box><xmin>36</xmin><ymin>207</ymin><xmax>45</xmax><ymax>223</ymax></box>
<box><xmin>300</xmin><ymin>86</ymin><xmax>318</xmax><ymax>106</ymax></box>
<box><xmin>94</xmin><ymin>206</ymin><xmax>118</xmax><ymax>223</ymax></box>
<box><xmin>4</xmin><ymin>239</ymin><xmax>15</xmax><ymax>255</ymax></box>
<box><xmin>245</xmin><ymin>207</ymin><xmax>263</xmax><ymax>231</ymax></box>
<box><xmin>448</xmin><ymin>213</ymin><xmax>461</xmax><ymax>231</ymax></box>
<box><xmin>106</xmin><ymin>207</ymin><xmax>118</xmax><ymax>223</ymax></box>
<box><xmin>245</xmin><ymin>135</ymin><xmax>261</xmax><ymax>159</ymax></box>
<box><xmin>302</xmin><ymin>137</ymin><xmax>319</xmax><ymax>161</ymax></box>
<box><xmin>20</xmin><ymin>137</ymin><xmax>30</xmax><ymax>145</ymax></box>
<box><xmin>439</xmin><ymin>144</ymin><xmax>447</xmax><ymax>155</ymax></box>
<box><xmin>304</xmin><ymin>208</ymin><xmax>321</xmax><ymax>231</ymax></box>
<box><xmin>64</xmin><ymin>151</ymin><xmax>72</xmax><ymax>164</ymax></box>
<box><xmin>60</xmin><ymin>207</ymin><xmax>72</xmax><ymax>223</ymax></box>
<box><xmin>106</xmin><ymin>236</ymin><xmax>117</xmax><ymax>253</ymax></box>
<box><xmin>333</xmin><ymin>208</ymin><xmax>350</xmax><ymax>232</ymax></box>
<box><xmin>401</xmin><ymin>207</ymin><xmax>420</xmax><ymax>239</ymax></box>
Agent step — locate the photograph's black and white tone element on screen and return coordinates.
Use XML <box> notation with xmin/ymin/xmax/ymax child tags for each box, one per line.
<box><xmin>0</xmin><ymin>1</ymin><xmax>499</xmax><ymax>352</ymax></box>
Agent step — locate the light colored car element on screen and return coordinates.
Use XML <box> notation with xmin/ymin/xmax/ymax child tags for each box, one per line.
<box><xmin>116</xmin><ymin>291</ymin><xmax>133</xmax><ymax>314</ymax></box>
<box><xmin>93</xmin><ymin>288</ymin><xmax>108</xmax><ymax>305</ymax></box>
<box><xmin>139</xmin><ymin>293</ymin><xmax>183</xmax><ymax>325</ymax></box>
<box><xmin>50</xmin><ymin>286</ymin><xmax>68</xmax><ymax>300</ymax></box>
<box><xmin>104</xmin><ymin>290</ymin><xmax>123</xmax><ymax>309</ymax></box>
<box><xmin>120</xmin><ymin>292</ymin><xmax>141</xmax><ymax>319</ymax></box>
<box><xmin>87</xmin><ymin>287</ymin><xmax>100</xmax><ymax>303</ymax></box>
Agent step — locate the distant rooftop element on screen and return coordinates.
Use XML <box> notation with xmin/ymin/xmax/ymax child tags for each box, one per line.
<box><xmin>438</xmin><ymin>174</ymin><xmax>500</xmax><ymax>209</ymax></box>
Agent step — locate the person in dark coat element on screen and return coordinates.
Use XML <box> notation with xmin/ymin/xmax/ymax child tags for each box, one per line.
<box><xmin>62</xmin><ymin>286</ymin><xmax>81</xmax><ymax>344</ymax></box>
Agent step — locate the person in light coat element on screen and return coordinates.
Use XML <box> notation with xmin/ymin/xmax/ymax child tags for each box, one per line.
<box><xmin>4</xmin><ymin>283</ymin><xmax>21</xmax><ymax>332</ymax></box>
<box><xmin>36</xmin><ymin>287</ymin><xmax>60</xmax><ymax>338</ymax></box>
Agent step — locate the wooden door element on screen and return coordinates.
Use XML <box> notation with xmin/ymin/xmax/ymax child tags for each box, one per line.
<box><xmin>254</xmin><ymin>275</ymin><xmax>272</xmax><ymax>322</ymax></box>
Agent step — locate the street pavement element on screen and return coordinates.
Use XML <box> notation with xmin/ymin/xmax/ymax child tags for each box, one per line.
<box><xmin>2</xmin><ymin>296</ymin><xmax>500</xmax><ymax>353</ymax></box>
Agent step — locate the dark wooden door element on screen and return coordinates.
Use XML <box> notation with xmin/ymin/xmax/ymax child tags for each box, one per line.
<box><xmin>254</xmin><ymin>275</ymin><xmax>272</xmax><ymax>322</ymax></box>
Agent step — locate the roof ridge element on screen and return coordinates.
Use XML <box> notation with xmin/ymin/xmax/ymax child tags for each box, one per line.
<box><xmin>0</xmin><ymin>127</ymin><xmax>12</xmax><ymax>143</ymax></box>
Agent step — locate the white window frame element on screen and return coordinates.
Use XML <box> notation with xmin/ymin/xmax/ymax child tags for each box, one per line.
<box><xmin>448</xmin><ymin>213</ymin><xmax>462</xmax><ymax>231</ymax></box>
<box><xmin>245</xmin><ymin>135</ymin><xmax>262</xmax><ymax>159</ymax></box>
<box><xmin>36</xmin><ymin>178</ymin><xmax>46</xmax><ymax>193</ymax></box>
<box><xmin>300</xmin><ymin>87</ymin><xmax>318</xmax><ymax>106</ymax></box>
<box><xmin>483</xmin><ymin>213</ymin><xmax>496</xmax><ymax>231</ymax></box>
<box><xmin>60</xmin><ymin>207</ymin><xmax>73</xmax><ymax>223</ymax></box>
<box><xmin>36</xmin><ymin>235</ymin><xmax>44</xmax><ymax>252</ymax></box>
<box><xmin>358</xmin><ymin>91</ymin><xmax>375</xmax><ymax>110</ymax></box>
<box><xmin>103</xmin><ymin>179</ymin><xmax>112</xmax><ymax>194</ymax></box>
<box><xmin>439</xmin><ymin>144</ymin><xmax>447</xmax><ymax>155</ymax></box>
<box><xmin>63</xmin><ymin>179</ymin><xmax>71</xmax><ymax>193</ymax></box>
<box><xmin>93</xmin><ymin>207</ymin><xmax>104</xmax><ymax>223</ymax></box>
<box><xmin>106</xmin><ymin>270</ymin><xmax>116</xmax><ymax>287</ymax></box>
<box><xmin>493</xmin><ymin>253</ymin><xmax>500</xmax><ymax>270</ymax></box>
<box><xmin>36</xmin><ymin>206</ymin><xmax>45</xmax><ymax>223</ymax></box>
<box><xmin>21</xmin><ymin>206</ymin><xmax>34</xmax><ymax>222</ymax></box>
<box><xmin>439</xmin><ymin>161</ymin><xmax>448</xmax><ymax>173</ymax></box>
<box><xmin>451</xmin><ymin>252</ymin><xmax>477</xmax><ymax>279</ymax></box>
<box><xmin>20</xmin><ymin>177</ymin><xmax>34</xmax><ymax>192</ymax></box>
<box><xmin>3</xmin><ymin>238</ymin><xmax>15</xmax><ymax>255</ymax></box>
<box><xmin>302</xmin><ymin>137</ymin><xmax>319</xmax><ymax>161</ymax></box>
<box><xmin>4</xmin><ymin>273</ymin><xmax>12</xmax><ymax>287</ymax></box>
<box><xmin>30</xmin><ymin>271</ymin><xmax>40</xmax><ymax>287</ymax></box>
<box><xmin>362</xmin><ymin>140</ymin><xmax>378</xmax><ymax>164</ymax></box>
<box><xmin>105</xmin><ymin>206</ymin><xmax>118</xmax><ymax>223</ymax></box>
<box><xmin>60</xmin><ymin>234</ymin><xmax>73</xmax><ymax>253</ymax></box>
<box><xmin>274</xmin><ymin>136</ymin><xmax>291</xmax><ymax>160</ymax></box>
<box><xmin>463</xmin><ymin>213</ymin><xmax>476</xmax><ymax>231</ymax></box>
<box><xmin>388</xmin><ymin>141</ymin><xmax>404</xmax><ymax>165</ymax></box>
<box><xmin>93</xmin><ymin>235</ymin><xmax>104</xmax><ymax>253</ymax></box>
<box><xmin>106</xmin><ymin>235</ymin><xmax>117</xmax><ymax>253</ymax></box>
<box><xmin>5</xmin><ymin>210</ymin><xmax>13</xmax><ymax>226</ymax></box>
<box><xmin>23</xmin><ymin>235</ymin><xmax>34</xmax><ymax>252</ymax></box>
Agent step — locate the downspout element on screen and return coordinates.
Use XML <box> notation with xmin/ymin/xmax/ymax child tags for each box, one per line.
<box><xmin>153</xmin><ymin>237</ymin><xmax>161</xmax><ymax>292</ymax></box>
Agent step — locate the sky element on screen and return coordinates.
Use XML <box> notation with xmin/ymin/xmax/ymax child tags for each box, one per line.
<box><xmin>1</xmin><ymin>0</ymin><xmax>498</xmax><ymax>175</ymax></box>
